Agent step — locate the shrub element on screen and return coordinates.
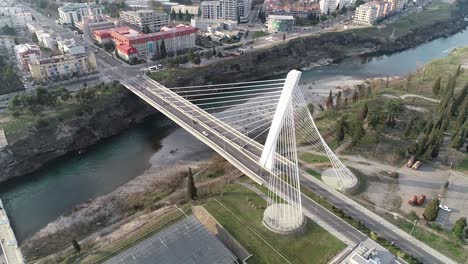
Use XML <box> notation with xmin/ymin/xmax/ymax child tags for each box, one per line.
<box><xmin>423</xmin><ymin>199</ymin><xmax>439</xmax><ymax>221</ymax></box>
<box><xmin>452</xmin><ymin>217</ymin><xmax>467</xmax><ymax>241</ymax></box>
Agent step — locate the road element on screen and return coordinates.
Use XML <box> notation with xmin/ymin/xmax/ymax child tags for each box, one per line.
<box><xmin>0</xmin><ymin>199</ymin><xmax>24</xmax><ymax>264</ymax></box>
<box><xmin>123</xmin><ymin>76</ymin><xmax>456</xmax><ymax>264</ymax></box>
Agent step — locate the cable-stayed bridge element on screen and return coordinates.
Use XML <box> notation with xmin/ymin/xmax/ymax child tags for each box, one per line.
<box><xmin>121</xmin><ymin>71</ymin><xmax>455</xmax><ymax>264</ymax></box>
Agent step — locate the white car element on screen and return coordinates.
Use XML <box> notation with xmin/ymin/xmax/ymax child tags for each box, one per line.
<box><xmin>202</xmin><ymin>131</ymin><xmax>209</xmax><ymax>136</ymax></box>
<box><xmin>439</xmin><ymin>204</ymin><xmax>452</xmax><ymax>212</ymax></box>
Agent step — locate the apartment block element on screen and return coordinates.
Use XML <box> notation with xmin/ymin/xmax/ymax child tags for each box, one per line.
<box><xmin>37</xmin><ymin>30</ymin><xmax>63</xmax><ymax>49</ymax></box>
<box><xmin>57</xmin><ymin>39</ymin><xmax>85</xmax><ymax>55</ymax></box>
<box><xmin>14</xmin><ymin>43</ymin><xmax>41</xmax><ymax>71</ymax></box>
<box><xmin>354</xmin><ymin>2</ymin><xmax>379</xmax><ymax>25</ymax></box>
<box><xmin>201</xmin><ymin>0</ymin><xmax>251</xmax><ymax>20</ymax></box>
<box><xmin>119</xmin><ymin>10</ymin><xmax>169</xmax><ymax>33</ymax></box>
<box><xmin>58</xmin><ymin>3</ymin><xmax>103</xmax><ymax>25</ymax></box>
<box><xmin>29</xmin><ymin>53</ymin><xmax>97</xmax><ymax>82</ymax></box>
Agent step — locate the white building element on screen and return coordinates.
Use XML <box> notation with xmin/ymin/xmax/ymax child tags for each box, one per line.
<box><xmin>171</xmin><ymin>5</ymin><xmax>200</xmax><ymax>16</ymax></box>
<box><xmin>58</xmin><ymin>3</ymin><xmax>103</xmax><ymax>25</ymax></box>
<box><xmin>57</xmin><ymin>39</ymin><xmax>85</xmax><ymax>55</ymax></box>
<box><xmin>0</xmin><ymin>6</ymin><xmax>33</xmax><ymax>27</ymax></box>
<box><xmin>14</xmin><ymin>43</ymin><xmax>41</xmax><ymax>71</ymax></box>
<box><xmin>191</xmin><ymin>18</ymin><xmax>237</xmax><ymax>31</ymax></box>
<box><xmin>319</xmin><ymin>0</ymin><xmax>352</xmax><ymax>14</ymax></box>
<box><xmin>37</xmin><ymin>30</ymin><xmax>62</xmax><ymax>49</ymax></box>
<box><xmin>201</xmin><ymin>0</ymin><xmax>250</xmax><ymax>20</ymax></box>
<box><xmin>266</xmin><ymin>15</ymin><xmax>294</xmax><ymax>33</ymax></box>
<box><xmin>354</xmin><ymin>2</ymin><xmax>379</xmax><ymax>25</ymax></box>
<box><xmin>119</xmin><ymin>10</ymin><xmax>169</xmax><ymax>32</ymax></box>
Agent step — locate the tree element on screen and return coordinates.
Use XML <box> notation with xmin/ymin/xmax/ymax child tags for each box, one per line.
<box><xmin>350</xmin><ymin>120</ymin><xmax>365</xmax><ymax>145</ymax></box>
<box><xmin>423</xmin><ymin>199</ymin><xmax>439</xmax><ymax>221</ymax></box>
<box><xmin>326</xmin><ymin>90</ymin><xmax>334</xmax><ymax>109</ymax></box>
<box><xmin>450</xmin><ymin>126</ymin><xmax>466</xmax><ymax>150</ymax></box>
<box><xmin>171</xmin><ymin>9</ymin><xmax>176</xmax><ymax>20</ymax></box>
<box><xmin>358</xmin><ymin>102</ymin><xmax>368</xmax><ymax>121</ymax></box>
<box><xmin>184</xmin><ymin>10</ymin><xmax>191</xmax><ymax>21</ymax></box>
<box><xmin>187</xmin><ymin>168</ymin><xmax>197</xmax><ymax>199</ymax></box>
<box><xmin>193</xmin><ymin>53</ymin><xmax>201</xmax><ymax>65</ymax></box>
<box><xmin>335</xmin><ymin>91</ymin><xmax>342</xmax><ymax>110</ymax></box>
<box><xmin>159</xmin><ymin>39</ymin><xmax>167</xmax><ymax>59</ymax></box>
<box><xmin>384</xmin><ymin>99</ymin><xmax>402</xmax><ymax>127</ymax></box>
<box><xmin>178</xmin><ymin>10</ymin><xmax>183</xmax><ymax>20</ymax></box>
<box><xmin>142</xmin><ymin>25</ymin><xmax>151</xmax><ymax>34</ymax></box>
<box><xmin>456</xmin><ymin>97</ymin><xmax>468</xmax><ymax>128</ymax></box>
<box><xmin>197</xmin><ymin>7</ymin><xmax>202</xmax><ymax>17</ymax></box>
<box><xmin>336</xmin><ymin>118</ymin><xmax>345</xmax><ymax>142</ymax></box>
<box><xmin>452</xmin><ymin>217</ymin><xmax>467</xmax><ymax>241</ymax></box>
<box><xmin>307</xmin><ymin>103</ymin><xmax>314</xmax><ymax>115</ymax></box>
<box><xmin>432</xmin><ymin>77</ymin><xmax>441</xmax><ymax>96</ymax></box>
<box><xmin>72</xmin><ymin>239</ymin><xmax>81</xmax><ymax>253</ymax></box>
<box><xmin>2</xmin><ymin>25</ymin><xmax>16</xmax><ymax>36</ymax></box>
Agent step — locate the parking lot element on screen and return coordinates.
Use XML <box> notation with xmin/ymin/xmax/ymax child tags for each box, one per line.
<box><xmin>435</xmin><ymin>172</ymin><xmax>468</xmax><ymax>229</ymax></box>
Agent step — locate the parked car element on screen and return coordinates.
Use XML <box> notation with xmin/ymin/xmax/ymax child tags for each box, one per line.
<box><xmin>411</xmin><ymin>161</ymin><xmax>422</xmax><ymax>170</ymax></box>
<box><xmin>406</xmin><ymin>156</ymin><xmax>416</xmax><ymax>167</ymax></box>
<box><xmin>439</xmin><ymin>204</ymin><xmax>452</xmax><ymax>212</ymax></box>
<box><xmin>408</xmin><ymin>195</ymin><xmax>417</xmax><ymax>206</ymax></box>
<box><xmin>202</xmin><ymin>131</ymin><xmax>209</xmax><ymax>136</ymax></box>
<box><xmin>416</xmin><ymin>195</ymin><xmax>426</xmax><ymax>206</ymax></box>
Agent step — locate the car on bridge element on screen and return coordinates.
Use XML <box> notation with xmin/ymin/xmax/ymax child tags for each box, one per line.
<box><xmin>202</xmin><ymin>131</ymin><xmax>209</xmax><ymax>136</ymax></box>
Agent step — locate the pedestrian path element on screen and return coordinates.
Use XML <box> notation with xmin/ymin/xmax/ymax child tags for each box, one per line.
<box><xmin>0</xmin><ymin>199</ymin><xmax>24</xmax><ymax>264</ymax></box>
<box><xmin>0</xmin><ymin>126</ymin><xmax>7</xmax><ymax>149</ymax></box>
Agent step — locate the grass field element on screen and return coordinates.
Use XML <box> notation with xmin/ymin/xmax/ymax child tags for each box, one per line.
<box><xmin>305</xmin><ymin>168</ymin><xmax>322</xmax><ymax>181</ymax></box>
<box><xmin>203</xmin><ymin>184</ymin><xmax>345</xmax><ymax>264</ymax></box>
<box><xmin>253</xmin><ymin>31</ymin><xmax>271</xmax><ymax>39</ymax></box>
<box><xmin>298</xmin><ymin>152</ymin><xmax>329</xmax><ymax>164</ymax></box>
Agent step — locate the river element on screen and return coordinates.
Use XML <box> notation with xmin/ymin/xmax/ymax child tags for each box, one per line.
<box><xmin>2</xmin><ymin>28</ymin><xmax>468</xmax><ymax>242</ymax></box>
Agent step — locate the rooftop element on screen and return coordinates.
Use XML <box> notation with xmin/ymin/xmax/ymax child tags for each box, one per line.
<box><xmin>103</xmin><ymin>215</ymin><xmax>238</xmax><ymax>264</ymax></box>
<box><xmin>59</xmin><ymin>2</ymin><xmax>101</xmax><ymax>12</ymax></box>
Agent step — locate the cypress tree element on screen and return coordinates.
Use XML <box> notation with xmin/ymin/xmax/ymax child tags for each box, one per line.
<box><xmin>326</xmin><ymin>90</ymin><xmax>334</xmax><ymax>109</ymax></box>
<box><xmin>344</xmin><ymin>97</ymin><xmax>348</xmax><ymax>107</ymax></box>
<box><xmin>432</xmin><ymin>77</ymin><xmax>441</xmax><ymax>96</ymax></box>
<box><xmin>336</xmin><ymin>119</ymin><xmax>345</xmax><ymax>142</ymax></box>
<box><xmin>335</xmin><ymin>91</ymin><xmax>342</xmax><ymax>110</ymax></box>
<box><xmin>187</xmin><ymin>168</ymin><xmax>197</xmax><ymax>199</ymax></box>
<box><xmin>159</xmin><ymin>39</ymin><xmax>167</xmax><ymax>59</ymax></box>
<box><xmin>358</xmin><ymin>102</ymin><xmax>368</xmax><ymax>121</ymax></box>
<box><xmin>456</xmin><ymin>97</ymin><xmax>468</xmax><ymax>128</ymax></box>
<box><xmin>72</xmin><ymin>239</ymin><xmax>81</xmax><ymax>253</ymax></box>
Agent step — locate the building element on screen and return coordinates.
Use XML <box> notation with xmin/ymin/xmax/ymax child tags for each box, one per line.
<box><xmin>14</xmin><ymin>43</ymin><xmax>41</xmax><ymax>71</ymax></box>
<box><xmin>37</xmin><ymin>30</ymin><xmax>63</xmax><ymax>49</ymax></box>
<box><xmin>266</xmin><ymin>15</ymin><xmax>294</xmax><ymax>32</ymax></box>
<box><xmin>75</xmin><ymin>5</ymin><xmax>118</xmax><ymax>37</ymax></box>
<box><xmin>354</xmin><ymin>2</ymin><xmax>379</xmax><ymax>25</ymax></box>
<box><xmin>116</xmin><ymin>44</ymin><xmax>138</xmax><ymax>61</ymax></box>
<box><xmin>171</xmin><ymin>5</ymin><xmax>200</xmax><ymax>16</ymax></box>
<box><xmin>0</xmin><ymin>6</ymin><xmax>33</xmax><ymax>27</ymax></box>
<box><xmin>58</xmin><ymin>3</ymin><xmax>103</xmax><ymax>25</ymax></box>
<box><xmin>119</xmin><ymin>10</ymin><xmax>170</xmax><ymax>33</ymax></box>
<box><xmin>29</xmin><ymin>53</ymin><xmax>97</xmax><ymax>82</ymax></box>
<box><xmin>201</xmin><ymin>0</ymin><xmax>250</xmax><ymax>20</ymax></box>
<box><xmin>320</xmin><ymin>0</ymin><xmax>337</xmax><ymax>14</ymax></box>
<box><xmin>57</xmin><ymin>39</ymin><xmax>85</xmax><ymax>55</ymax></box>
<box><xmin>191</xmin><ymin>18</ymin><xmax>237</xmax><ymax>31</ymax></box>
<box><xmin>94</xmin><ymin>25</ymin><xmax>197</xmax><ymax>61</ymax></box>
<box><xmin>0</xmin><ymin>36</ymin><xmax>16</xmax><ymax>57</ymax></box>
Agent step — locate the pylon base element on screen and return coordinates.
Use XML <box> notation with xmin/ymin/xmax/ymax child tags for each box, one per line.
<box><xmin>262</xmin><ymin>203</ymin><xmax>305</xmax><ymax>235</ymax></box>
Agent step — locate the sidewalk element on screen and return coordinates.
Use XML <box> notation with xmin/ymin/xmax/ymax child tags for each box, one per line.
<box><xmin>0</xmin><ymin>199</ymin><xmax>24</xmax><ymax>264</ymax></box>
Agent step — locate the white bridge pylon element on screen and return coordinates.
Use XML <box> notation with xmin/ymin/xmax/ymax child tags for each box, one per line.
<box><xmin>260</xmin><ymin>70</ymin><xmax>358</xmax><ymax>234</ymax></box>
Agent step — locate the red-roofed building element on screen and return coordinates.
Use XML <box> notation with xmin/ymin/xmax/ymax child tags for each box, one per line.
<box><xmin>94</xmin><ymin>25</ymin><xmax>197</xmax><ymax>61</ymax></box>
<box><xmin>117</xmin><ymin>44</ymin><xmax>138</xmax><ymax>61</ymax></box>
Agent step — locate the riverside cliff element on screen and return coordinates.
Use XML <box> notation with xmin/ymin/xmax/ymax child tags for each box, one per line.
<box><xmin>0</xmin><ymin>84</ymin><xmax>155</xmax><ymax>182</ymax></box>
